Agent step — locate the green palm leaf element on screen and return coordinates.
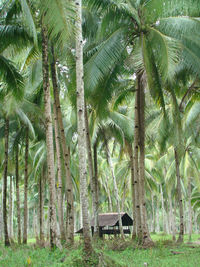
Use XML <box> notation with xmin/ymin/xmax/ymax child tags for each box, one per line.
<box><xmin>0</xmin><ymin>55</ymin><xmax>24</xmax><ymax>99</ymax></box>
<box><xmin>40</xmin><ymin>0</ymin><xmax>75</xmax><ymax>47</ymax></box>
<box><xmin>20</xmin><ymin>0</ymin><xmax>37</xmax><ymax>45</ymax></box>
<box><xmin>148</xmin><ymin>27</ymin><xmax>180</xmax><ymax>81</ymax></box>
<box><xmin>142</xmin><ymin>34</ymin><xmax>165</xmax><ymax>110</ymax></box>
<box><xmin>0</xmin><ymin>25</ymin><xmax>31</xmax><ymax>53</ymax></box>
<box><xmin>84</xmin><ymin>27</ymin><xmax>127</xmax><ymax>92</ymax></box>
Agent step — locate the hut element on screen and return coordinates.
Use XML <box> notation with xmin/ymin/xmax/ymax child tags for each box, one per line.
<box><xmin>76</xmin><ymin>212</ymin><xmax>133</xmax><ymax>237</ymax></box>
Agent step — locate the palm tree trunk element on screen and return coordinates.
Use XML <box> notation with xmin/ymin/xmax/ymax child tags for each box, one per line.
<box><xmin>194</xmin><ymin>212</ymin><xmax>198</xmax><ymax>234</ymax></box>
<box><xmin>151</xmin><ymin>194</ymin><xmax>155</xmax><ymax>233</ymax></box>
<box><xmin>16</xmin><ymin>144</ymin><xmax>21</xmax><ymax>244</ymax></box>
<box><xmin>93</xmin><ymin>142</ymin><xmax>99</xmax><ymax>238</ymax></box>
<box><xmin>174</xmin><ymin>149</ymin><xmax>184</xmax><ymax>243</ymax></box>
<box><xmin>39</xmin><ymin>172</ymin><xmax>45</xmax><ymax>245</ymax></box>
<box><xmin>138</xmin><ymin>75</ymin><xmax>153</xmax><ymax>247</ymax></box>
<box><xmin>85</xmin><ymin>104</ymin><xmax>99</xmax><ymax>238</ymax></box>
<box><xmin>174</xmin><ymin>195</ymin><xmax>177</xmax><ymax>233</ymax></box>
<box><xmin>0</xmin><ymin>187</ymin><xmax>3</xmax><ymax>241</ymax></box>
<box><xmin>3</xmin><ymin>118</ymin><xmax>10</xmax><ymax>246</ymax></box>
<box><xmin>133</xmin><ymin>82</ymin><xmax>142</xmax><ymax>241</ymax></box>
<box><xmin>75</xmin><ymin>0</ymin><xmax>92</xmax><ymax>254</ymax></box>
<box><xmin>156</xmin><ymin>196</ymin><xmax>160</xmax><ymax>233</ymax></box>
<box><xmin>165</xmin><ymin>202</ymin><xmax>170</xmax><ymax>234</ymax></box>
<box><xmin>51</xmin><ymin>45</ymin><xmax>74</xmax><ymax>245</ymax></box>
<box><xmin>161</xmin><ymin>185</ymin><xmax>166</xmax><ymax>233</ymax></box>
<box><xmin>33</xmin><ymin>208</ymin><xmax>39</xmax><ymax>242</ymax></box>
<box><xmin>188</xmin><ymin>176</ymin><xmax>192</xmax><ymax>241</ymax></box>
<box><xmin>41</xmin><ymin>25</ymin><xmax>60</xmax><ymax>249</ymax></box>
<box><xmin>9</xmin><ymin>176</ymin><xmax>14</xmax><ymax>242</ymax></box>
<box><xmin>105</xmin><ymin>139</ymin><xmax>125</xmax><ymax>240</ymax></box>
<box><xmin>169</xmin><ymin>193</ymin><xmax>176</xmax><ymax>241</ymax></box>
<box><xmin>104</xmin><ymin>178</ymin><xmax>113</xmax><ymax>212</ymax></box>
<box><xmin>53</xmin><ymin>102</ymin><xmax>65</xmax><ymax>242</ymax></box>
<box><xmin>127</xmin><ymin>143</ymin><xmax>136</xmax><ymax>239</ymax></box>
<box><xmin>46</xmin><ymin>200</ymin><xmax>50</xmax><ymax>243</ymax></box>
<box><xmin>23</xmin><ymin>127</ymin><xmax>29</xmax><ymax>244</ymax></box>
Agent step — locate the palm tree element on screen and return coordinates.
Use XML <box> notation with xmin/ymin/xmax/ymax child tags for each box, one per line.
<box><xmin>15</xmin><ymin>143</ymin><xmax>21</xmax><ymax>244</ymax></box>
<box><xmin>85</xmin><ymin>0</ymin><xmax>200</xmax><ymax>245</ymax></box>
<box><xmin>75</xmin><ymin>0</ymin><xmax>93</xmax><ymax>254</ymax></box>
<box><xmin>3</xmin><ymin>118</ymin><xmax>10</xmax><ymax>246</ymax></box>
<box><xmin>50</xmin><ymin>45</ymin><xmax>74</xmax><ymax>244</ymax></box>
<box><xmin>41</xmin><ymin>24</ymin><xmax>60</xmax><ymax>249</ymax></box>
<box><xmin>23</xmin><ymin>127</ymin><xmax>29</xmax><ymax>244</ymax></box>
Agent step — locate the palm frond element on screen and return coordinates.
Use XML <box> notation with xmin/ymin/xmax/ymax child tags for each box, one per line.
<box><xmin>21</xmin><ymin>45</ymin><xmax>40</xmax><ymax>71</ymax></box>
<box><xmin>84</xmin><ymin>27</ymin><xmax>127</xmax><ymax>92</ymax></box>
<box><xmin>40</xmin><ymin>0</ymin><xmax>75</xmax><ymax>47</ymax></box>
<box><xmin>142</xmin><ymin>34</ymin><xmax>166</xmax><ymax>110</ymax></box>
<box><xmin>144</xmin><ymin>0</ymin><xmax>200</xmax><ymax>24</ymax></box>
<box><xmin>185</xmin><ymin>102</ymin><xmax>200</xmax><ymax>127</ymax></box>
<box><xmin>20</xmin><ymin>0</ymin><xmax>37</xmax><ymax>45</ymax></box>
<box><xmin>0</xmin><ymin>55</ymin><xmax>24</xmax><ymax>100</ymax></box>
<box><xmin>109</xmin><ymin>110</ymin><xmax>134</xmax><ymax>143</ymax></box>
<box><xmin>148</xmin><ymin>27</ymin><xmax>180</xmax><ymax>81</ymax></box>
<box><xmin>5</xmin><ymin>0</ymin><xmax>22</xmax><ymax>23</ymax></box>
<box><xmin>16</xmin><ymin>108</ymin><xmax>35</xmax><ymax>138</ymax></box>
<box><xmin>0</xmin><ymin>24</ymin><xmax>31</xmax><ymax>53</ymax></box>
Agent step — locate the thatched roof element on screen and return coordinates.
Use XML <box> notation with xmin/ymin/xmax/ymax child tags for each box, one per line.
<box><xmin>76</xmin><ymin>213</ymin><xmax>133</xmax><ymax>233</ymax></box>
<box><xmin>91</xmin><ymin>212</ymin><xmax>133</xmax><ymax>227</ymax></box>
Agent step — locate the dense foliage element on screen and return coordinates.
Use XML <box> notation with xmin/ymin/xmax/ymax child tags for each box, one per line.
<box><xmin>0</xmin><ymin>0</ymin><xmax>199</xmax><ymax>264</ymax></box>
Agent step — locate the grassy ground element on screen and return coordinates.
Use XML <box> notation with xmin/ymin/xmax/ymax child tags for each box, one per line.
<box><xmin>0</xmin><ymin>234</ymin><xmax>200</xmax><ymax>267</ymax></box>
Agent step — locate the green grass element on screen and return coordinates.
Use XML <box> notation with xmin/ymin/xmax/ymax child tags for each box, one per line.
<box><xmin>0</xmin><ymin>234</ymin><xmax>200</xmax><ymax>267</ymax></box>
<box><xmin>105</xmin><ymin>245</ymin><xmax>200</xmax><ymax>267</ymax></box>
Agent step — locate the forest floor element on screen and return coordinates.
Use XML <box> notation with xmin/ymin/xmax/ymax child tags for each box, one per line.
<box><xmin>0</xmin><ymin>234</ymin><xmax>200</xmax><ymax>267</ymax></box>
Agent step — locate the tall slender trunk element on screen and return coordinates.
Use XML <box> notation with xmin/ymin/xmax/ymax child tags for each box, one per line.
<box><xmin>16</xmin><ymin>144</ymin><xmax>21</xmax><ymax>244</ymax></box>
<box><xmin>188</xmin><ymin>176</ymin><xmax>192</xmax><ymax>241</ymax></box>
<box><xmin>39</xmin><ymin>172</ymin><xmax>45</xmax><ymax>244</ymax></box>
<box><xmin>105</xmin><ymin>139</ymin><xmax>125</xmax><ymax>240</ymax></box>
<box><xmin>104</xmin><ymin>178</ymin><xmax>113</xmax><ymax>212</ymax></box>
<box><xmin>165</xmin><ymin>202</ymin><xmax>170</xmax><ymax>234</ymax></box>
<box><xmin>161</xmin><ymin>186</ymin><xmax>166</xmax><ymax>233</ymax></box>
<box><xmin>0</xmin><ymin>186</ymin><xmax>3</xmax><ymax>241</ymax></box>
<box><xmin>53</xmin><ymin>102</ymin><xmax>65</xmax><ymax>242</ymax></box>
<box><xmin>174</xmin><ymin>195</ymin><xmax>177</xmax><ymax>233</ymax></box>
<box><xmin>138</xmin><ymin>75</ymin><xmax>153</xmax><ymax>247</ymax></box>
<box><xmin>3</xmin><ymin>118</ymin><xmax>10</xmax><ymax>246</ymax></box>
<box><xmin>174</xmin><ymin>149</ymin><xmax>184</xmax><ymax>243</ymax></box>
<box><xmin>33</xmin><ymin>208</ymin><xmax>39</xmax><ymax>242</ymax></box>
<box><xmin>85</xmin><ymin>104</ymin><xmax>99</xmax><ymax>238</ymax></box>
<box><xmin>51</xmin><ymin>45</ymin><xmax>74</xmax><ymax>245</ymax></box>
<box><xmin>23</xmin><ymin>127</ymin><xmax>29</xmax><ymax>244</ymax></box>
<box><xmin>127</xmin><ymin>143</ymin><xmax>136</xmax><ymax>239</ymax></box>
<box><xmin>93</xmin><ymin>142</ymin><xmax>99</xmax><ymax>238</ymax></box>
<box><xmin>9</xmin><ymin>176</ymin><xmax>14</xmax><ymax>241</ymax></box>
<box><xmin>194</xmin><ymin>212</ymin><xmax>198</xmax><ymax>234</ymax></box>
<box><xmin>151</xmin><ymin>194</ymin><xmax>155</xmax><ymax>233</ymax></box>
<box><xmin>169</xmin><ymin>193</ymin><xmax>176</xmax><ymax>241</ymax></box>
<box><xmin>133</xmin><ymin>82</ymin><xmax>142</xmax><ymax>241</ymax></box>
<box><xmin>75</xmin><ymin>0</ymin><xmax>92</xmax><ymax>254</ymax></box>
<box><xmin>156</xmin><ymin>196</ymin><xmax>160</xmax><ymax>233</ymax></box>
<box><xmin>46</xmin><ymin>200</ymin><xmax>50</xmax><ymax>243</ymax></box>
<box><xmin>41</xmin><ymin>25</ymin><xmax>60</xmax><ymax>249</ymax></box>
<box><xmin>121</xmin><ymin>183</ymin><xmax>126</xmax><ymax>212</ymax></box>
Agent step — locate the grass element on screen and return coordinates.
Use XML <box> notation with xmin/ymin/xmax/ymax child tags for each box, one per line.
<box><xmin>0</xmin><ymin>234</ymin><xmax>200</xmax><ymax>267</ymax></box>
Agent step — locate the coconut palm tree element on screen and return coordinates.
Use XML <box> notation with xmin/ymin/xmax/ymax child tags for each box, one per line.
<box><xmin>85</xmin><ymin>0</ymin><xmax>200</xmax><ymax>245</ymax></box>
<box><xmin>75</xmin><ymin>0</ymin><xmax>93</xmax><ymax>254</ymax></box>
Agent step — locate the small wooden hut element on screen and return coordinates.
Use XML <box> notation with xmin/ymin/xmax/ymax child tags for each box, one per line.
<box><xmin>76</xmin><ymin>212</ymin><xmax>133</xmax><ymax>237</ymax></box>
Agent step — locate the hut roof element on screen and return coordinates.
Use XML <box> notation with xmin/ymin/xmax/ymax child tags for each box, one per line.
<box><xmin>76</xmin><ymin>213</ymin><xmax>133</xmax><ymax>233</ymax></box>
<box><xmin>91</xmin><ymin>212</ymin><xmax>133</xmax><ymax>227</ymax></box>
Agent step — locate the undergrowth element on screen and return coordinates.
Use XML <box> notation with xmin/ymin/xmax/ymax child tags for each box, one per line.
<box><xmin>0</xmin><ymin>234</ymin><xmax>200</xmax><ymax>267</ymax></box>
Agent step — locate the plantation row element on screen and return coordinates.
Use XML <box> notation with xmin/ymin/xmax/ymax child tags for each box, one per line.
<box><xmin>0</xmin><ymin>0</ymin><xmax>199</xmax><ymax>260</ymax></box>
